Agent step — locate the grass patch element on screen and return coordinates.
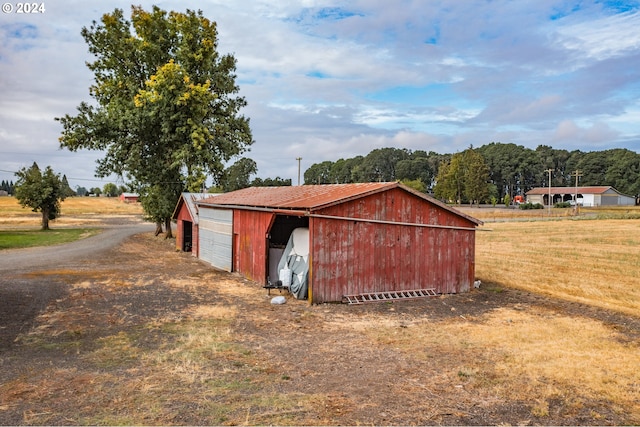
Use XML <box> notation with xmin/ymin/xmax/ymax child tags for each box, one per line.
<box><xmin>0</xmin><ymin>228</ymin><xmax>101</xmax><ymax>250</ymax></box>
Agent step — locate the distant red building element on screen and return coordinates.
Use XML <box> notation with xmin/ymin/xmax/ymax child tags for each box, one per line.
<box><xmin>118</xmin><ymin>193</ymin><xmax>139</xmax><ymax>203</ymax></box>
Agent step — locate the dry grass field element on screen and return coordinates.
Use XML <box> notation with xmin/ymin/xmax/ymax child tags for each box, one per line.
<box><xmin>1</xmin><ymin>198</ymin><xmax>639</xmax><ymax>424</ymax></box>
<box><xmin>475</xmin><ymin>217</ymin><xmax>640</xmax><ymax>316</ymax></box>
<box><xmin>0</xmin><ymin>196</ymin><xmax>143</xmax><ymax>229</ymax></box>
<box><xmin>471</xmin><ymin>215</ymin><xmax>640</xmax><ymax>421</ymax></box>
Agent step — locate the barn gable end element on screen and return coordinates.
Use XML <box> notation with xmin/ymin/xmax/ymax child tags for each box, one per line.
<box><xmin>309</xmin><ymin>187</ymin><xmax>478</xmax><ymax>303</ymax></box>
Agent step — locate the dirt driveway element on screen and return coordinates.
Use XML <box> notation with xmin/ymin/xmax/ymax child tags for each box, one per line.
<box><xmin>1</xmin><ymin>223</ymin><xmax>639</xmax><ymax>425</ymax></box>
<box><xmin>0</xmin><ymin>220</ymin><xmax>154</xmax><ymax>349</ymax></box>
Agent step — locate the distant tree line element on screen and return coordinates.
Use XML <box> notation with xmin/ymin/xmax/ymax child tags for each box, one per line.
<box><xmin>74</xmin><ymin>183</ymin><xmax>131</xmax><ymax>197</ymax></box>
<box><xmin>211</xmin><ymin>157</ymin><xmax>291</xmax><ymax>192</ymax></box>
<box><xmin>303</xmin><ymin>143</ymin><xmax>640</xmax><ymax>204</ymax></box>
<box><xmin>1</xmin><ymin>180</ymin><xmax>15</xmax><ymax>195</ymax></box>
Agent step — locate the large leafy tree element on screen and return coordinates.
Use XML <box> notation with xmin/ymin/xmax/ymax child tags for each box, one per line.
<box><xmin>462</xmin><ymin>148</ymin><xmax>490</xmax><ymax>205</ymax></box>
<box><xmin>434</xmin><ymin>154</ymin><xmax>464</xmax><ymax>203</ymax></box>
<box><xmin>352</xmin><ymin>148</ymin><xmax>410</xmax><ymax>182</ymax></box>
<box><xmin>251</xmin><ymin>176</ymin><xmax>292</xmax><ymax>187</ymax></box>
<box><xmin>57</xmin><ymin>6</ymin><xmax>253</xmax><ymax>237</ymax></box>
<box><xmin>221</xmin><ymin>157</ymin><xmax>257</xmax><ymax>192</ymax></box>
<box><xmin>434</xmin><ymin>147</ymin><xmax>490</xmax><ymax>205</ymax></box>
<box><xmin>478</xmin><ymin>142</ymin><xmax>541</xmax><ymax>199</ymax></box>
<box><xmin>304</xmin><ymin>161</ymin><xmax>333</xmax><ymax>184</ymax></box>
<box><xmin>14</xmin><ymin>162</ymin><xmax>68</xmax><ymax>230</ymax></box>
<box><xmin>330</xmin><ymin>157</ymin><xmax>362</xmax><ymax>184</ymax></box>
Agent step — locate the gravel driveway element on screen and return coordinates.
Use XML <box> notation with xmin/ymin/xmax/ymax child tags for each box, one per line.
<box><xmin>0</xmin><ymin>222</ymin><xmax>155</xmax><ymax>273</ymax></box>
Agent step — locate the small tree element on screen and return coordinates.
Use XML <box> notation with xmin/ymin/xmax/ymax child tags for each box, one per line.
<box><xmin>434</xmin><ymin>155</ymin><xmax>463</xmax><ymax>204</ymax></box>
<box><xmin>462</xmin><ymin>148</ymin><xmax>490</xmax><ymax>206</ymax></box>
<box><xmin>103</xmin><ymin>182</ymin><xmax>119</xmax><ymax>197</ymax></box>
<box><xmin>400</xmin><ymin>178</ymin><xmax>426</xmax><ymax>193</ymax></box>
<box><xmin>14</xmin><ymin>162</ymin><xmax>68</xmax><ymax>230</ymax></box>
<box><xmin>61</xmin><ymin>175</ymin><xmax>76</xmax><ymax>197</ymax></box>
<box><xmin>76</xmin><ymin>186</ymin><xmax>88</xmax><ymax>196</ymax></box>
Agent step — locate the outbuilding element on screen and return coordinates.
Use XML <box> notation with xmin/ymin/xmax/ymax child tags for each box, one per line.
<box><xmin>171</xmin><ymin>193</ymin><xmax>214</xmax><ymax>256</ymax></box>
<box><xmin>526</xmin><ymin>186</ymin><xmax>636</xmax><ymax>207</ymax></box>
<box><xmin>196</xmin><ymin>182</ymin><xmax>483</xmax><ymax>304</ymax></box>
<box><xmin>119</xmin><ymin>192</ymin><xmax>139</xmax><ymax>203</ymax></box>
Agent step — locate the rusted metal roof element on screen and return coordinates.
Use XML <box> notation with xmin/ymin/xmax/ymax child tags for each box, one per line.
<box><xmin>526</xmin><ymin>186</ymin><xmax>615</xmax><ymax>195</ymax></box>
<box><xmin>198</xmin><ymin>182</ymin><xmax>482</xmax><ymax>225</ymax></box>
<box><xmin>171</xmin><ymin>192</ymin><xmax>216</xmax><ymax>223</ymax></box>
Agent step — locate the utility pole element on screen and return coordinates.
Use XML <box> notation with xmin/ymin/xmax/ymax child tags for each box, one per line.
<box><xmin>571</xmin><ymin>169</ymin><xmax>582</xmax><ymax>213</ymax></box>
<box><xmin>545</xmin><ymin>168</ymin><xmax>554</xmax><ymax>215</ymax></box>
<box><xmin>296</xmin><ymin>157</ymin><xmax>302</xmax><ymax>186</ymax></box>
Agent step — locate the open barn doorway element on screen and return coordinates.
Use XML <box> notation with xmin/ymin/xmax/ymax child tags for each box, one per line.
<box><xmin>182</xmin><ymin>220</ymin><xmax>193</xmax><ymax>252</ymax></box>
<box><xmin>266</xmin><ymin>215</ymin><xmax>309</xmax><ymax>295</ymax></box>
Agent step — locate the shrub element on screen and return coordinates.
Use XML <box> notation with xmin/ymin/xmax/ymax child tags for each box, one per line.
<box><xmin>519</xmin><ymin>202</ymin><xmax>544</xmax><ymax>210</ymax></box>
<box><xmin>554</xmin><ymin>201</ymin><xmax>571</xmax><ymax>208</ymax></box>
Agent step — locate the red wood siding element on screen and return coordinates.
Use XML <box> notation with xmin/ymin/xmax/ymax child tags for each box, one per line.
<box><xmin>233</xmin><ymin>210</ymin><xmax>274</xmax><ymax>283</ymax></box>
<box><xmin>310</xmin><ymin>188</ymin><xmax>476</xmax><ymax>304</ymax></box>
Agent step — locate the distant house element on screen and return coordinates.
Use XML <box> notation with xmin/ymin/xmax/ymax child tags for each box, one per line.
<box><xmin>0</xmin><ymin>190</ymin><xmax>8</xmax><ymax>197</ymax></box>
<box><xmin>171</xmin><ymin>193</ymin><xmax>218</xmax><ymax>255</ymax></box>
<box><xmin>119</xmin><ymin>193</ymin><xmax>139</xmax><ymax>203</ymax></box>
<box><xmin>526</xmin><ymin>186</ymin><xmax>636</xmax><ymax>207</ymax></box>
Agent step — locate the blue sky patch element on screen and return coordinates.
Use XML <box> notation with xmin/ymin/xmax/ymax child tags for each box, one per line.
<box><xmin>549</xmin><ymin>2</ymin><xmax>583</xmax><ymax>20</ymax></box>
<box><xmin>6</xmin><ymin>23</ymin><xmax>38</xmax><ymax>39</ymax></box>
<box><xmin>306</xmin><ymin>70</ymin><xmax>329</xmax><ymax>79</ymax></box>
<box><xmin>596</xmin><ymin>0</ymin><xmax>640</xmax><ymax>13</ymax></box>
<box><xmin>2</xmin><ymin>23</ymin><xmax>39</xmax><ymax>51</ymax></box>
<box><xmin>313</xmin><ymin>7</ymin><xmax>362</xmax><ymax>21</ymax></box>
<box><xmin>288</xmin><ymin>6</ymin><xmax>363</xmax><ymax>25</ymax></box>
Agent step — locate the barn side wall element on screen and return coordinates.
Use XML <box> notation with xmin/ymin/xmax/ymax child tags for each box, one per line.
<box><xmin>233</xmin><ymin>210</ymin><xmax>274</xmax><ymax>284</ymax></box>
<box><xmin>310</xmin><ymin>188</ymin><xmax>477</xmax><ymax>304</ymax></box>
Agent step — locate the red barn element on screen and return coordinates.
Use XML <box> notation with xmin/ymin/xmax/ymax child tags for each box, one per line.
<box><xmin>119</xmin><ymin>192</ymin><xmax>139</xmax><ymax>203</ymax></box>
<box><xmin>171</xmin><ymin>193</ymin><xmax>213</xmax><ymax>256</ymax></box>
<box><xmin>196</xmin><ymin>183</ymin><xmax>483</xmax><ymax>304</ymax></box>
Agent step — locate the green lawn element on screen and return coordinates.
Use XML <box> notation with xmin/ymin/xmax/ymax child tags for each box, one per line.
<box><xmin>0</xmin><ymin>228</ymin><xmax>101</xmax><ymax>250</ymax></box>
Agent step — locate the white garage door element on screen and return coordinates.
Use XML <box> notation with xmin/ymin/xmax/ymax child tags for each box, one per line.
<box><xmin>199</xmin><ymin>208</ymin><xmax>233</xmax><ymax>272</ymax></box>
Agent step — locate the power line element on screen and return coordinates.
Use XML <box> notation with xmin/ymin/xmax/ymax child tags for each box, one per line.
<box><xmin>0</xmin><ymin>168</ymin><xmax>184</xmax><ymax>185</ymax></box>
<box><xmin>0</xmin><ymin>168</ymin><xmax>110</xmax><ymax>183</ymax></box>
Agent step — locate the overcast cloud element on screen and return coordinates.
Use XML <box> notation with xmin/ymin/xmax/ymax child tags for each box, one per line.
<box><xmin>1</xmin><ymin>0</ymin><xmax>639</xmax><ymax>189</ymax></box>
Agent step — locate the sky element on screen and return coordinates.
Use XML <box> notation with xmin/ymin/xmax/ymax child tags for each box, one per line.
<box><xmin>1</xmin><ymin>0</ymin><xmax>639</xmax><ymax>190</ymax></box>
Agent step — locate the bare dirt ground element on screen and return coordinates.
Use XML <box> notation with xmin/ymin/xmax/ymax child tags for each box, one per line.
<box><xmin>1</xmin><ymin>219</ymin><xmax>639</xmax><ymax>425</ymax></box>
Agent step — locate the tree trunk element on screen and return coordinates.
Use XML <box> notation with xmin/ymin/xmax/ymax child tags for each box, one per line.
<box><xmin>154</xmin><ymin>222</ymin><xmax>163</xmax><ymax>236</ymax></box>
<box><xmin>41</xmin><ymin>209</ymin><xmax>49</xmax><ymax>230</ymax></box>
<box><xmin>164</xmin><ymin>217</ymin><xmax>173</xmax><ymax>239</ymax></box>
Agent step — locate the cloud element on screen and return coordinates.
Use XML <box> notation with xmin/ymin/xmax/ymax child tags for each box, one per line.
<box><xmin>556</xmin><ymin>11</ymin><xmax>640</xmax><ymax>62</ymax></box>
<box><xmin>552</xmin><ymin>120</ymin><xmax>620</xmax><ymax>146</ymax></box>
